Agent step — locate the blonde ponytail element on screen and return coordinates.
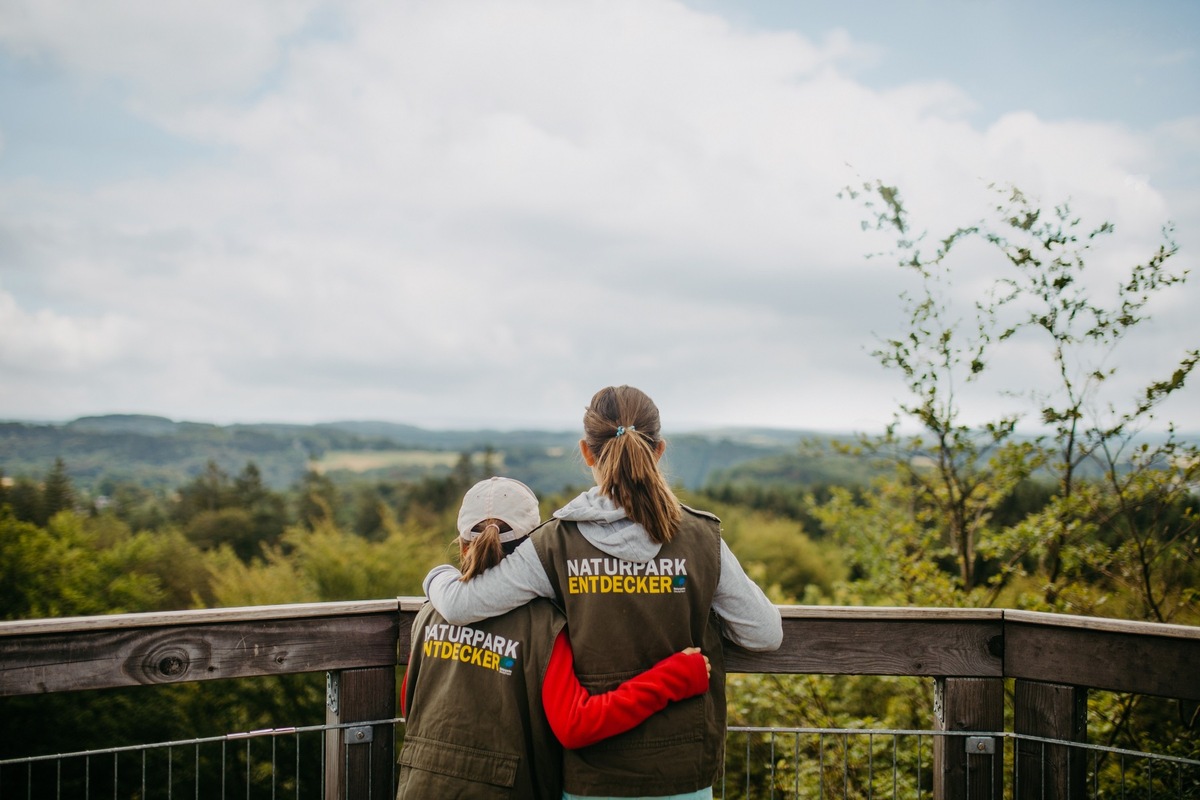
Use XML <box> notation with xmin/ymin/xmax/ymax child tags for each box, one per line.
<box><xmin>459</xmin><ymin>520</ymin><xmax>505</xmax><ymax>581</ymax></box>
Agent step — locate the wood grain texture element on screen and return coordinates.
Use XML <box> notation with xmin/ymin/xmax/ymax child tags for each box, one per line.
<box><xmin>1014</xmin><ymin>680</ymin><xmax>1087</xmax><ymax>800</ymax></box>
<box><xmin>934</xmin><ymin>678</ymin><xmax>1004</xmax><ymax>800</ymax></box>
<box><xmin>1005</xmin><ymin>621</ymin><xmax>1200</xmax><ymax>701</ymax></box>
<box><xmin>4</xmin><ymin>602</ymin><xmax>1199</xmax><ymax>705</ymax></box>
<box><xmin>1004</xmin><ymin>609</ymin><xmax>1200</xmax><ymax>640</ymax></box>
<box><xmin>0</xmin><ymin>600</ymin><xmax>401</xmax><ymax>637</ymax></box>
<box><xmin>778</xmin><ymin>605</ymin><xmax>1004</xmax><ymax>621</ymax></box>
<box><xmin>1</xmin><ymin>613</ymin><xmax>399</xmax><ymax>696</ymax></box>
<box><xmin>723</xmin><ymin>619</ymin><xmax>1003</xmax><ymax>677</ymax></box>
<box><xmin>325</xmin><ymin>666</ymin><xmax>396</xmax><ymax>800</ymax></box>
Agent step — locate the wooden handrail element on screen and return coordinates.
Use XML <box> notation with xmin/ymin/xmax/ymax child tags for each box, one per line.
<box><xmin>0</xmin><ymin>599</ymin><xmax>403</xmax><ymax>636</ymax></box>
<box><xmin>2</xmin><ymin>600</ymin><xmax>1195</xmax><ymax>699</ymax></box>
<box><xmin>2</xmin><ymin>600</ymin><xmax>1197</xmax><ymax>800</ymax></box>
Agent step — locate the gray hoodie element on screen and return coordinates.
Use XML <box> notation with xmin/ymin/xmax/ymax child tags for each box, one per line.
<box><xmin>423</xmin><ymin>487</ymin><xmax>783</xmax><ymax>651</ymax></box>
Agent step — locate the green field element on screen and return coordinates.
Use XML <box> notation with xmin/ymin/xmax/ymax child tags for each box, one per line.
<box><xmin>310</xmin><ymin>449</ymin><xmax>499</xmax><ymax>474</ymax></box>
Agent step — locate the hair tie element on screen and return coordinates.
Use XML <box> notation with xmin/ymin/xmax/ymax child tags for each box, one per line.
<box><xmin>615</xmin><ymin>425</ymin><xmax>635</xmax><ymax>437</ymax></box>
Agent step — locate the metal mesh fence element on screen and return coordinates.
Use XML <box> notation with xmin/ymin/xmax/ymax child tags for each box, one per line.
<box><xmin>0</xmin><ymin>719</ymin><xmax>399</xmax><ymax>800</ymax></box>
<box><xmin>721</xmin><ymin>726</ymin><xmax>1200</xmax><ymax>799</ymax></box>
<box><xmin>3</xmin><ymin>723</ymin><xmax>1197</xmax><ymax>799</ymax></box>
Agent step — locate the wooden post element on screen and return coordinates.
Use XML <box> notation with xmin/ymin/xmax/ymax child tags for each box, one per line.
<box><xmin>325</xmin><ymin>666</ymin><xmax>396</xmax><ymax>800</ymax></box>
<box><xmin>1014</xmin><ymin>680</ymin><xmax>1086</xmax><ymax>799</ymax></box>
<box><xmin>933</xmin><ymin>677</ymin><xmax>1003</xmax><ymax>800</ymax></box>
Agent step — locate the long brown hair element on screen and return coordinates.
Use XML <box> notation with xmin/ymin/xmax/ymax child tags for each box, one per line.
<box><xmin>459</xmin><ymin>519</ymin><xmax>507</xmax><ymax>581</ymax></box>
<box><xmin>583</xmin><ymin>385</ymin><xmax>682</xmax><ymax>543</ymax></box>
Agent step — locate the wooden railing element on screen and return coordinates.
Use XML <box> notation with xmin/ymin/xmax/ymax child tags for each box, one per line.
<box><xmin>2</xmin><ymin>601</ymin><xmax>1197</xmax><ymax>799</ymax></box>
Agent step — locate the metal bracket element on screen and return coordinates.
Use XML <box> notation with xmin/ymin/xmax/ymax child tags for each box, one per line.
<box><xmin>326</xmin><ymin>672</ymin><xmax>339</xmax><ymax>714</ymax></box>
<box><xmin>346</xmin><ymin>726</ymin><xmax>374</xmax><ymax>745</ymax></box>
<box><xmin>965</xmin><ymin>736</ymin><xmax>996</xmax><ymax>754</ymax></box>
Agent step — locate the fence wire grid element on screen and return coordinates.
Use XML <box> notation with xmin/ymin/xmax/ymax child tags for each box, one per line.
<box><xmin>2</xmin><ymin>723</ymin><xmax>1197</xmax><ymax>799</ymax></box>
<box><xmin>0</xmin><ymin>719</ymin><xmax>399</xmax><ymax>800</ymax></box>
<box><xmin>722</xmin><ymin>726</ymin><xmax>1200</xmax><ymax>799</ymax></box>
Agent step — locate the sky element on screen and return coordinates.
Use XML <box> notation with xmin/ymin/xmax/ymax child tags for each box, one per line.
<box><xmin>1</xmin><ymin>0</ymin><xmax>1198</xmax><ymax>435</ymax></box>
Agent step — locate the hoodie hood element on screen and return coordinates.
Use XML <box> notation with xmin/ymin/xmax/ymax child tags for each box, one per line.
<box><xmin>552</xmin><ymin>486</ymin><xmax>663</xmax><ymax>563</ymax></box>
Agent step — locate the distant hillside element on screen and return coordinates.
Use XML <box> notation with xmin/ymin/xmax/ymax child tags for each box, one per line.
<box><xmin>66</xmin><ymin>414</ymin><xmax>181</xmax><ymax>435</ymax></box>
<box><xmin>0</xmin><ymin>415</ymin><xmax>846</xmax><ymax>494</ymax></box>
<box><xmin>0</xmin><ymin>417</ymin><xmax>367</xmax><ymax>490</ymax></box>
<box><xmin>10</xmin><ymin>415</ymin><xmax>1190</xmax><ymax>497</ymax></box>
<box><xmin>318</xmin><ymin>420</ymin><xmax>584</xmax><ymax>451</ymax></box>
<box><xmin>706</xmin><ymin>447</ymin><xmax>882</xmax><ymax>488</ymax></box>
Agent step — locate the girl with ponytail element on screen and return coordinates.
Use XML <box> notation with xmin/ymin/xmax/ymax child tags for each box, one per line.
<box><xmin>581</xmin><ymin>384</ymin><xmax>682</xmax><ymax>544</ymax></box>
<box><xmin>458</xmin><ymin>518</ymin><xmax>508</xmax><ymax>581</ymax></box>
<box><xmin>423</xmin><ymin>388</ymin><xmax>782</xmax><ymax>800</ymax></box>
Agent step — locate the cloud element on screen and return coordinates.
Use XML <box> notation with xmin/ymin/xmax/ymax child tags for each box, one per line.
<box><xmin>0</xmin><ymin>287</ymin><xmax>137</xmax><ymax>369</ymax></box>
<box><xmin>0</xmin><ymin>0</ymin><xmax>1196</xmax><ymax>431</ymax></box>
<box><xmin>0</xmin><ymin>0</ymin><xmax>322</xmax><ymax>102</ymax></box>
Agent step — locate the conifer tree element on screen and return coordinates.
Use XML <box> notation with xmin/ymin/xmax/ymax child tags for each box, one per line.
<box><xmin>40</xmin><ymin>458</ymin><xmax>75</xmax><ymax>524</ymax></box>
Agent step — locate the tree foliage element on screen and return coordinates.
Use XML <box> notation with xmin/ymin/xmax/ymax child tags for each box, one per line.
<box><xmin>833</xmin><ymin>180</ymin><xmax>1199</xmax><ymax>620</ymax></box>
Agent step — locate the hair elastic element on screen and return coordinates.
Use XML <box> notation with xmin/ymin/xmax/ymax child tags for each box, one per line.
<box><xmin>615</xmin><ymin>425</ymin><xmax>636</xmax><ymax>437</ymax></box>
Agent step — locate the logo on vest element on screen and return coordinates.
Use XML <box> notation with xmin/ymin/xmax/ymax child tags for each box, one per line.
<box><xmin>565</xmin><ymin>557</ymin><xmax>688</xmax><ymax>595</ymax></box>
<box><xmin>422</xmin><ymin>623</ymin><xmax>520</xmax><ymax>676</ymax></box>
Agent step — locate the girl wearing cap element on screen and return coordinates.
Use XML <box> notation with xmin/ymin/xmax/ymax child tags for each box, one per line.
<box><xmin>398</xmin><ymin>476</ymin><xmax>711</xmax><ymax>800</ymax></box>
<box><xmin>423</xmin><ymin>386</ymin><xmax>783</xmax><ymax>800</ymax></box>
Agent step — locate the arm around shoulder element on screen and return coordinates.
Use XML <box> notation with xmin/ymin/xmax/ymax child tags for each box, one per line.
<box><xmin>422</xmin><ymin>540</ymin><xmax>554</xmax><ymax>625</ymax></box>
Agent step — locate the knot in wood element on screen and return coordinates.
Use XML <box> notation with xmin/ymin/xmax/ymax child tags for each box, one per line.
<box><xmin>159</xmin><ymin>654</ymin><xmax>187</xmax><ymax>676</ymax></box>
<box><xmin>128</xmin><ymin>639</ymin><xmax>205</xmax><ymax>684</ymax></box>
<box><xmin>987</xmin><ymin>634</ymin><xmax>1005</xmax><ymax>659</ymax></box>
<box><xmin>149</xmin><ymin>645</ymin><xmax>191</xmax><ymax>679</ymax></box>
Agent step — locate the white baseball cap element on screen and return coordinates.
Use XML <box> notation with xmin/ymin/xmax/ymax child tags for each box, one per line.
<box><xmin>457</xmin><ymin>477</ymin><xmax>540</xmax><ymax>543</ymax></box>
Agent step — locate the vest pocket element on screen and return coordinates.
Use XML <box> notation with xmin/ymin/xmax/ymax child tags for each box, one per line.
<box><xmin>398</xmin><ymin>734</ymin><xmax>519</xmax><ymax>791</ymax></box>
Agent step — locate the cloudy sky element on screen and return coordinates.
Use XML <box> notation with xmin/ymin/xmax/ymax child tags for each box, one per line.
<box><xmin>1</xmin><ymin>0</ymin><xmax>1198</xmax><ymax>434</ymax></box>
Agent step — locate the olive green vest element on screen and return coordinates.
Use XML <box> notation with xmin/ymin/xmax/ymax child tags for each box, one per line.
<box><xmin>532</xmin><ymin>506</ymin><xmax>726</xmax><ymax>797</ymax></box>
<box><xmin>397</xmin><ymin>599</ymin><xmax>566</xmax><ymax>800</ymax></box>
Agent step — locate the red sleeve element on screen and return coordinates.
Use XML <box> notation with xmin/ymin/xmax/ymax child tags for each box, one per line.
<box><xmin>541</xmin><ymin>631</ymin><xmax>710</xmax><ymax>750</ymax></box>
